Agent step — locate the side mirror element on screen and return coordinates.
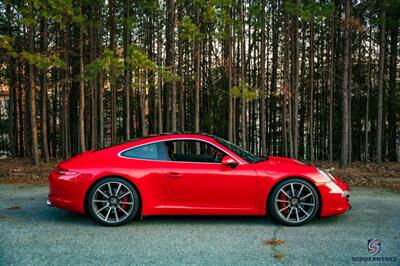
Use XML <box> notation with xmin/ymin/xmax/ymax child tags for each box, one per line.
<box><xmin>221</xmin><ymin>155</ymin><xmax>239</xmax><ymax>168</ymax></box>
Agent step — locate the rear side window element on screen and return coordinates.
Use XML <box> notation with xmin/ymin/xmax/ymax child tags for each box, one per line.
<box><xmin>164</xmin><ymin>140</ymin><xmax>226</xmax><ymax>163</ymax></box>
<box><xmin>120</xmin><ymin>142</ymin><xmax>168</xmax><ymax>161</ymax></box>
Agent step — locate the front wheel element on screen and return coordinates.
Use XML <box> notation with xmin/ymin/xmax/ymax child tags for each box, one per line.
<box><xmin>87</xmin><ymin>177</ymin><xmax>139</xmax><ymax>226</ymax></box>
<box><xmin>269</xmin><ymin>178</ymin><xmax>319</xmax><ymax>226</ymax></box>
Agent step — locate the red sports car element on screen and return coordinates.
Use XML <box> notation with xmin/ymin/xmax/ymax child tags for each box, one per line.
<box><xmin>48</xmin><ymin>133</ymin><xmax>351</xmax><ymax>226</ymax></box>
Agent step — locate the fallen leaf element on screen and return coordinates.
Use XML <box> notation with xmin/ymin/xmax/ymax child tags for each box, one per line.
<box><xmin>273</xmin><ymin>252</ymin><xmax>285</xmax><ymax>260</ymax></box>
<box><xmin>263</xmin><ymin>239</ymin><xmax>286</xmax><ymax>246</ymax></box>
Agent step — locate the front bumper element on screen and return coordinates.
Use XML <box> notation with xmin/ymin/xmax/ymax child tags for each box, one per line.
<box><xmin>319</xmin><ymin>176</ymin><xmax>351</xmax><ymax>217</ymax></box>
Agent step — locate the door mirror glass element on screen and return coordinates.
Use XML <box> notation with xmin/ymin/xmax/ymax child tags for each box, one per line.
<box><xmin>221</xmin><ymin>155</ymin><xmax>239</xmax><ymax>168</ymax></box>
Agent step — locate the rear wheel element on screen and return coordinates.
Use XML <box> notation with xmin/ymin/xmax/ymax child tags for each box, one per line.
<box><xmin>269</xmin><ymin>178</ymin><xmax>319</xmax><ymax>226</ymax></box>
<box><xmin>87</xmin><ymin>177</ymin><xmax>139</xmax><ymax>226</ymax></box>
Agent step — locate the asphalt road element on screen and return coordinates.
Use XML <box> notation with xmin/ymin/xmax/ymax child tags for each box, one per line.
<box><xmin>0</xmin><ymin>185</ymin><xmax>399</xmax><ymax>266</ymax></box>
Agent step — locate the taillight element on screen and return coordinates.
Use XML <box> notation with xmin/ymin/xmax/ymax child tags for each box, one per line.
<box><xmin>55</xmin><ymin>168</ymin><xmax>79</xmax><ymax>176</ymax></box>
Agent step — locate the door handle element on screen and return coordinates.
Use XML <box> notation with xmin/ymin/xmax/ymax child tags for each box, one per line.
<box><xmin>166</xmin><ymin>172</ymin><xmax>182</xmax><ymax>178</ymax></box>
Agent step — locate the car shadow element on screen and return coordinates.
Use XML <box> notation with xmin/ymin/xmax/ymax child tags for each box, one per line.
<box><xmin>1</xmin><ymin>203</ymin><xmax>96</xmax><ymax>227</ymax></box>
<box><xmin>16</xmin><ymin>205</ymin><xmax>281</xmax><ymax>227</ymax></box>
<box><xmin>313</xmin><ymin>213</ymin><xmax>350</xmax><ymax>225</ymax></box>
<box><xmin>135</xmin><ymin>215</ymin><xmax>276</xmax><ymax>226</ymax></box>
<box><xmin>19</xmin><ymin>206</ymin><xmax>348</xmax><ymax>228</ymax></box>
<box><xmin>2</xmin><ymin>202</ymin><xmax>351</xmax><ymax>229</ymax></box>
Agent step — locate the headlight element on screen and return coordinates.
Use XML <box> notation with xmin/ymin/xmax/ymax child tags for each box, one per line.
<box><xmin>317</xmin><ymin>168</ymin><xmax>336</xmax><ymax>183</ymax></box>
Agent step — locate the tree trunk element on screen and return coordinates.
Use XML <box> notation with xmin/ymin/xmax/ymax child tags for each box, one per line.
<box><xmin>376</xmin><ymin>8</ymin><xmax>385</xmax><ymax>163</ymax></box>
<box><xmin>28</xmin><ymin>2</ymin><xmax>40</xmax><ymax>165</ymax></box>
<box><xmin>157</xmin><ymin>21</ymin><xmax>163</xmax><ymax>133</ymax></box>
<box><xmin>328</xmin><ymin>12</ymin><xmax>336</xmax><ymax>162</ymax></box>
<box><xmin>387</xmin><ymin>17</ymin><xmax>398</xmax><ymax>161</ymax></box>
<box><xmin>166</xmin><ymin>0</ymin><xmax>177</xmax><ymax>132</ymax></box>
<box><xmin>98</xmin><ymin>4</ymin><xmax>104</xmax><ymax>148</ymax></box>
<box><xmin>194</xmin><ymin>9</ymin><xmax>201</xmax><ymax>134</ymax></box>
<box><xmin>290</xmin><ymin>4</ymin><xmax>299</xmax><ymax>159</ymax></box>
<box><xmin>90</xmin><ymin>6</ymin><xmax>97</xmax><ymax>149</ymax></box>
<box><xmin>6</xmin><ymin>3</ymin><xmax>17</xmax><ymax>158</ymax></box>
<box><xmin>98</xmin><ymin>72</ymin><xmax>104</xmax><ymax>148</ymax></box>
<box><xmin>240</xmin><ymin>0</ymin><xmax>246</xmax><ymax>149</ymax></box>
<box><xmin>309</xmin><ymin>19</ymin><xmax>314</xmax><ymax>163</ymax></box>
<box><xmin>109</xmin><ymin>0</ymin><xmax>117</xmax><ymax>144</ymax></box>
<box><xmin>140</xmin><ymin>71</ymin><xmax>148</xmax><ymax>136</ymax></box>
<box><xmin>78</xmin><ymin>7</ymin><xmax>85</xmax><ymax>153</ymax></box>
<box><xmin>40</xmin><ymin>17</ymin><xmax>50</xmax><ymax>162</ymax></box>
<box><xmin>177</xmin><ymin>4</ymin><xmax>184</xmax><ymax>133</ymax></box>
<box><xmin>124</xmin><ymin>0</ymin><xmax>131</xmax><ymax>140</ymax></box>
<box><xmin>260</xmin><ymin>0</ymin><xmax>266</xmax><ymax>154</ymax></box>
<box><xmin>340</xmin><ymin>0</ymin><xmax>351</xmax><ymax>168</ymax></box>
<box><xmin>61</xmin><ymin>27</ymin><xmax>70</xmax><ymax>159</ymax></box>
<box><xmin>227</xmin><ymin>7</ymin><xmax>233</xmax><ymax>142</ymax></box>
<box><xmin>348</xmin><ymin>8</ymin><xmax>353</xmax><ymax>163</ymax></box>
<box><xmin>232</xmin><ymin>8</ymin><xmax>237</xmax><ymax>144</ymax></box>
<box><xmin>365</xmin><ymin>27</ymin><xmax>372</xmax><ymax>162</ymax></box>
<box><xmin>269</xmin><ymin>2</ymin><xmax>277</xmax><ymax>155</ymax></box>
<box><xmin>282</xmin><ymin>12</ymin><xmax>290</xmax><ymax>157</ymax></box>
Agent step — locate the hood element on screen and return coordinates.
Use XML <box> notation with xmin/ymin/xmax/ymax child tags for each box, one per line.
<box><xmin>254</xmin><ymin>156</ymin><xmax>314</xmax><ymax>176</ymax></box>
<box><xmin>264</xmin><ymin>156</ymin><xmax>306</xmax><ymax>166</ymax></box>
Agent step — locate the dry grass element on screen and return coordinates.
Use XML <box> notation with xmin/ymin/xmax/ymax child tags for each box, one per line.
<box><xmin>315</xmin><ymin>161</ymin><xmax>400</xmax><ymax>179</ymax></box>
<box><xmin>314</xmin><ymin>161</ymin><xmax>400</xmax><ymax>191</ymax></box>
<box><xmin>0</xmin><ymin>158</ymin><xmax>57</xmax><ymax>184</ymax></box>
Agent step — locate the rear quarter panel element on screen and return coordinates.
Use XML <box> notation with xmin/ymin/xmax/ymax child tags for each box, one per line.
<box><xmin>59</xmin><ymin>146</ymin><xmax>172</xmax><ymax>214</ymax></box>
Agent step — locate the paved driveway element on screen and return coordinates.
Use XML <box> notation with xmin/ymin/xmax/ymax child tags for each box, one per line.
<box><xmin>0</xmin><ymin>185</ymin><xmax>399</xmax><ymax>265</ymax></box>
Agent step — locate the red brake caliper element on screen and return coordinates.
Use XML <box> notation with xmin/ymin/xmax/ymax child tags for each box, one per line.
<box><xmin>279</xmin><ymin>193</ymin><xmax>288</xmax><ymax>215</ymax></box>
<box><xmin>121</xmin><ymin>196</ymin><xmax>129</xmax><ymax>210</ymax></box>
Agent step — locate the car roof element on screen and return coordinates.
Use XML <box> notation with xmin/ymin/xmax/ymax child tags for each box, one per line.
<box><xmin>98</xmin><ymin>132</ymin><xmax>247</xmax><ymax>164</ymax></box>
<box><xmin>147</xmin><ymin>132</ymin><xmax>215</xmax><ymax>138</ymax></box>
<box><xmin>135</xmin><ymin>132</ymin><xmax>216</xmax><ymax>140</ymax></box>
<box><xmin>97</xmin><ymin>132</ymin><xmax>218</xmax><ymax>152</ymax></box>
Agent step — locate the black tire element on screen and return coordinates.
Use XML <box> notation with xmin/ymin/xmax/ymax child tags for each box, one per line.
<box><xmin>87</xmin><ymin>177</ymin><xmax>139</xmax><ymax>226</ymax></box>
<box><xmin>268</xmin><ymin>178</ymin><xmax>319</xmax><ymax>226</ymax></box>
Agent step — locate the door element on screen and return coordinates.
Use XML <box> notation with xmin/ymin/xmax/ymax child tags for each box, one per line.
<box><xmin>162</xmin><ymin>139</ymin><xmax>258</xmax><ymax>209</ymax></box>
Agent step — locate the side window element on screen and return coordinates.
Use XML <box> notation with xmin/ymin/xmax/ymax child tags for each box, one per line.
<box><xmin>121</xmin><ymin>142</ymin><xmax>168</xmax><ymax>161</ymax></box>
<box><xmin>164</xmin><ymin>140</ymin><xmax>226</xmax><ymax>163</ymax></box>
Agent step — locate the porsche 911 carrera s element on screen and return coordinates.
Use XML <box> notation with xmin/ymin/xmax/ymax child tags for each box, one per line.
<box><xmin>48</xmin><ymin>133</ymin><xmax>350</xmax><ymax>226</ymax></box>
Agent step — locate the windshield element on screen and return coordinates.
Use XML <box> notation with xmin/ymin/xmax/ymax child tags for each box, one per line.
<box><xmin>213</xmin><ymin>136</ymin><xmax>266</xmax><ymax>163</ymax></box>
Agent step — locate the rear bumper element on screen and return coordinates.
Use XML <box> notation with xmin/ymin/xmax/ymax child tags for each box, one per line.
<box><xmin>319</xmin><ymin>177</ymin><xmax>351</xmax><ymax>217</ymax></box>
<box><xmin>48</xmin><ymin>169</ymin><xmax>87</xmax><ymax>214</ymax></box>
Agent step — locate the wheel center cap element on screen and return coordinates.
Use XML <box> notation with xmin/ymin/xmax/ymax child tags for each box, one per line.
<box><xmin>290</xmin><ymin>198</ymin><xmax>299</xmax><ymax>206</ymax></box>
<box><xmin>110</xmin><ymin>197</ymin><xmax>118</xmax><ymax>205</ymax></box>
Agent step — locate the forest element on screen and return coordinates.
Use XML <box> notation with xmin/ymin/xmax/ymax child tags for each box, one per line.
<box><xmin>0</xmin><ymin>0</ymin><xmax>399</xmax><ymax>168</ymax></box>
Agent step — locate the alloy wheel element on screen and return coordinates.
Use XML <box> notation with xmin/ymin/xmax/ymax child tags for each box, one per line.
<box><xmin>271</xmin><ymin>179</ymin><xmax>319</xmax><ymax>225</ymax></box>
<box><xmin>90</xmin><ymin>180</ymin><xmax>137</xmax><ymax>225</ymax></box>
